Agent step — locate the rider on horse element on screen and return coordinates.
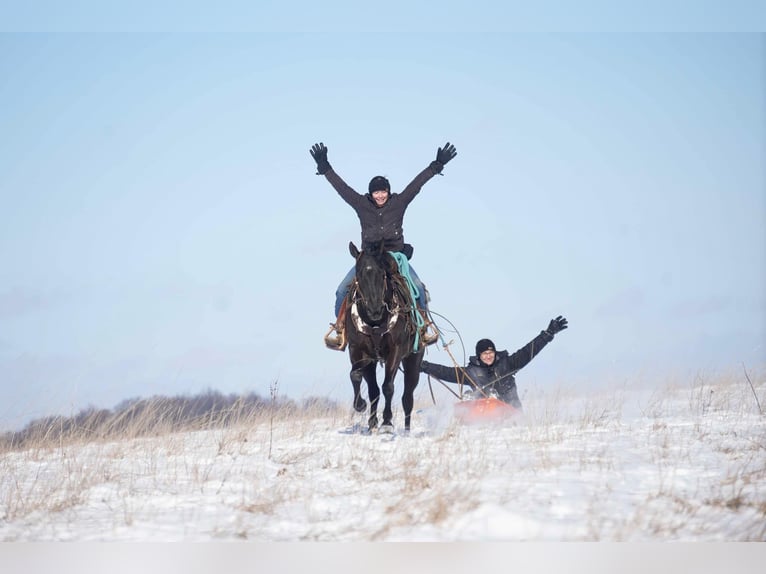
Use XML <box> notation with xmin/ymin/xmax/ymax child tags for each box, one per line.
<box><xmin>310</xmin><ymin>141</ymin><xmax>458</xmax><ymax>350</ymax></box>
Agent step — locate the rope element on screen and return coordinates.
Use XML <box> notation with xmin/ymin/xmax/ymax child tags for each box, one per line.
<box><xmin>425</xmin><ymin>373</ymin><xmax>462</xmax><ymax>400</ymax></box>
<box><xmin>389</xmin><ymin>251</ymin><xmax>425</xmax><ymax>351</ymax></box>
<box><xmin>380</xmin><ymin>261</ymin><xmax>492</xmax><ymax>402</ymax></box>
<box><xmin>427</xmin><ymin>310</ymin><xmax>466</xmax><ymax>362</ymax></box>
<box><xmin>419</xmin><ymin>311</ymin><xmax>492</xmax><ymax>401</ymax></box>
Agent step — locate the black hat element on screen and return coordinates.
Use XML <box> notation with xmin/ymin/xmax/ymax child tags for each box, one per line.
<box><xmin>368</xmin><ymin>176</ymin><xmax>390</xmax><ymax>193</ymax></box>
<box><xmin>475</xmin><ymin>339</ymin><xmax>495</xmax><ymax>356</ymax></box>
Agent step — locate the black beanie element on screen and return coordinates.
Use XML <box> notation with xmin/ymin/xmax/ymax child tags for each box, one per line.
<box><xmin>368</xmin><ymin>176</ymin><xmax>390</xmax><ymax>193</ymax></box>
<box><xmin>475</xmin><ymin>339</ymin><xmax>496</xmax><ymax>356</ymax></box>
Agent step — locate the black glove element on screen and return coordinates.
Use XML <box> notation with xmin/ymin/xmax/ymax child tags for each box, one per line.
<box><xmin>420</xmin><ymin>360</ymin><xmax>430</xmax><ymax>372</ymax></box>
<box><xmin>545</xmin><ymin>316</ymin><xmax>568</xmax><ymax>337</ymax></box>
<box><xmin>437</xmin><ymin>142</ymin><xmax>457</xmax><ymax>165</ymax></box>
<box><xmin>310</xmin><ymin>142</ymin><xmax>331</xmax><ymax>175</ymax></box>
<box><xmin>430</xmin><ymin>142</ymin><xmax>457</xmax><ymax>174</ymax></box>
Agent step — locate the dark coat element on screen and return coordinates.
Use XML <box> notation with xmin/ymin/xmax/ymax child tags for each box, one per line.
<box><xmin>420</xmin><ymin>331</ymin><xmax>555</xmax><ymax>409</ymax></box>
<box><xmin>325</xmin><ymin>166</ymin><xmax>438</xmax><ymax>253</ymax></box>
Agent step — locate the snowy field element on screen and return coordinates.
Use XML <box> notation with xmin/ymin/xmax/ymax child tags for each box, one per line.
<box><xmin>1</xmin><ymin>373</ymin><xmax>764</xmax><ymax>544</ymax></box>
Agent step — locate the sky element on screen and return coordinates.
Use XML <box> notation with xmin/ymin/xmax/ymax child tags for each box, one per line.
<box><xmin>0</xmin><ymin>33</ymin><xmax>764</xmax><ymax>430</ymax></box>
<box><xmin>1</xmin><ymin>379</ymin><xmax>764</xmax><ymax>545</ymax></box>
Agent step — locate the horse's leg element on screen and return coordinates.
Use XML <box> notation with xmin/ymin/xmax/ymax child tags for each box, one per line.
<box><xmin>401</xmin><ymin>352</ymin><xmax>423</xmax><ymax>432</ymax></box>
<box><xmin>349</xmin><ymin>348</ymin><xmax>369</xmax><ymax>413</ymax></box>
<box><xmin>364</xmin><ymin>363</ymin><xmax>380</xmax><ymax>431</ymax></box>
<box><xmin>380</xmin><ymin>359</ymin><xmax>400</xmax><ymax>431</ymax></box>
<box><xmin>350</xmin><ymin>364</ymin><xmax>367</xmax><ymax>413</ymax></box>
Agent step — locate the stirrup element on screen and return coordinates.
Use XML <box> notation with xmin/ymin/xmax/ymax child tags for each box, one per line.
<box><xmin>422</xmin><ymin>321</ymin><xmax>439</xmax><ymax>346</ymax></box>
<box><xmin>324</xmin><ymin>323</ymin><xmax>347</xmax><ymax>351</ymax></box>
<box><xmin>422</xmin><ymin>329</ymin><xmax>439</xmax><ymax>346</ymax></box>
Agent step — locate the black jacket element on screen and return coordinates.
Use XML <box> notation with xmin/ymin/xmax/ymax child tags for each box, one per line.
<box><xmin>325</xmin><ymin>165</ymin><xmax>438</xmax><ymax>253</ymax></box>
<box><xmin>420</xmin><ymin>331</ymin><xmax>555</xmax><ymax>409</ymax></box>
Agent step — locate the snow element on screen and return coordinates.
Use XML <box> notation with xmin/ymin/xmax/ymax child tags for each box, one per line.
<box><xmin>1</xmin><ymin>377</ymin><xmax>764</xmax><ymax>546</ymax></box>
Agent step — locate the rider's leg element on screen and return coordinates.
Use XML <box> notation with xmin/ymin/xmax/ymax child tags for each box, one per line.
<box><xmin>335</xmin><ymin>266</ymin><xmax>356</xmax><ymax>317</ymax></box>
<box><xmin>326</xmin><ymin>266</ymin><xmax>356</xmax><ymax>350</ymax></box>
<box><xmin>407</xmin><ymin>265</ymin><xmax>428</xmax><ymax>311</ymax></box>
<box><xmin>407</xmin><ymin>265</ymin><xmax>438</xmax><ymax>345</ymax></box>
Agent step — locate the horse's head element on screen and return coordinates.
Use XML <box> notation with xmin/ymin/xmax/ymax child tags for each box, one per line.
<box><xmin>349</xmin><ymin>241</ymin><xmax>391</xmax><ymax>325</ymax></box>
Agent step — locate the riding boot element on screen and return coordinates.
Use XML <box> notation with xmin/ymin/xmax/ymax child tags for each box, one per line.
<box><xmin>324</xmin><ymin>300</ymin><xmax>348</xmax><ymax>351</ymax></box>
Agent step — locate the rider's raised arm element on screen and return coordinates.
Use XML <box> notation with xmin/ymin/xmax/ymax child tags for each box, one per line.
<box><xmin>310</xmin><ymin>142</ymin><xmax>364</xmax><ymax>208</ymax></box>
<box><xmin>325</xmin><ymin>168</ymin><xmax>365</xmax><ymax>208</ymax></box>
<box><xmin>398</xmin><ymin>165</ymin><xmax>439</xmax><ymax>206</ymax></box>
<box><xmin>399</xmin><ymin>142</ymin><xmax>458</xmax><ymax>205</ymax></box>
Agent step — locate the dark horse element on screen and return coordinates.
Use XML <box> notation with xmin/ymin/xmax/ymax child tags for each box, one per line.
<box><xmin>344</xmin><ymin>240</ymin><xmax>425</xmax><ymax>433</ymax></box>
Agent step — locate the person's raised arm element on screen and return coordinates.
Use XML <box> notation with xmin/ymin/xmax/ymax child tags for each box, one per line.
<box><xmin>399</xmin><ymin>142</ymin><xmax>458</xmax><ymax>204</ymax></box>
<box><xmin>310</xmin><ymin>142</ymin><xmax>363</xmax><ymax>207</ymax></box>
<box><xmin>507</xmin><ymin>316</ymin><xmax>569</xmax><ymax>371</ymax></box>
<box><xmin>430</xmin><ymin>142</ymin><xmax>457</xmax><ymax>175</ymax></box>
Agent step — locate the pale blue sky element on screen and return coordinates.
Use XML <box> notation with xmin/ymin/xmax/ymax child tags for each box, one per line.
<box><xmin>1</xmin><ymin>33</ymin><xmax>764</xmax><ymax>429</ymax></box>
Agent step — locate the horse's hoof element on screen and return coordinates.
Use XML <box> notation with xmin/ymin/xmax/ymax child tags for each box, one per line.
<box><xmin>353</xmin><ymin>398</ymin><xmax>367</xmax><ymax>412</ymax></box>
<box><xmin>379</xmin><ymin>424</ymin><xmax>395</xmax><ymax>435</ymax></box>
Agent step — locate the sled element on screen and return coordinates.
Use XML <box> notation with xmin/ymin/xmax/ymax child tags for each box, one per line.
<box><xmin>453</xmin><ymin>397</ymin><xmax>519</xmax><ymax>424</ymax></box>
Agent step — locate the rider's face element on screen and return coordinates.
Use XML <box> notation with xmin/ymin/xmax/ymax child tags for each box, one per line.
<box><xmin>371</xmin><ymin>190</ymin><xmax>389</xmax><ymax>207</ymax></box>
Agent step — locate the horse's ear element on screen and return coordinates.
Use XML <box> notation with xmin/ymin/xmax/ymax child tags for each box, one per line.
<box><xmin>349</xmin><ymin>242</ymin><xmax>360</xmax><ymax>258</ymax></box>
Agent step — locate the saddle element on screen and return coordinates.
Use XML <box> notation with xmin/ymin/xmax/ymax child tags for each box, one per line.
<box><xmin>324</xmin><ymin>242</ymin><xmax>439</xmax><ymax>351</ymax></box>
<box><xmin>324</xmin><ymin>275</ymin><xmax>438</xmax><ymax>351</ymax></box>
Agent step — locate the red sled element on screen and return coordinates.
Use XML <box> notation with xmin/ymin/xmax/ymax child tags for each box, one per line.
<box><xmin>453</xmin><ymin>397</ymin><xmax>520</xmax><ymax>424</ymax></box>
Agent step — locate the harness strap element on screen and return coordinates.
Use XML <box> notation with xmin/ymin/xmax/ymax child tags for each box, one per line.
<box><xmin>389</xmin><ymin>251</ymin><xmax>425</xmax><ymax>351</ymax></box>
